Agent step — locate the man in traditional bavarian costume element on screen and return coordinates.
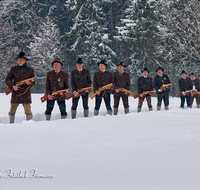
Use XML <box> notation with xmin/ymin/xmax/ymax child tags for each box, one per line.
<box><xmin>137</xmin><ymin>67</ymin><xmax>153</xmax><ymax>112</ymax></box>
<box><xmin>154</xmin><ymin>66</ymin><xmax>171</xmax><ymax>110</ymax></box>
<box><xmin>190</xmin><ymin>72</ymin><xmax>200</xmax><ymax>108</ymax></box>
<box><xmin>112</xmin><ymin>62</ymin><xmax>130</xmax><ymax>115</ymax></box>
<box><xmin>71</xmin><ymin>58</ymin><xmax>92</xmax><ymax>119</ymax></box>
<box><xmin>5</xmin><ymin>52</ymin><xmax>35</xmax><ymax>123</ymax></box>
<box><xmin>178</xmin><ymin>70</ymin><xmax>193</xmax><ymax>108</ymax></box>
<box><xmin>93</xmin><ymin>60</ymin><xmax>113</xmax><ymax>116</ymax></box>
<box><xmin>45</xmin><ymin>58</ymin><xmax>68</xmax><ymax>120</ymax></box>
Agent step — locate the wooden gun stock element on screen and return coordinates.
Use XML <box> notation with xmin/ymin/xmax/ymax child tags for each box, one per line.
<box><xmin>90</xmin><ymin>83</ymin><xmax>113</xmax><ymax>99</ymax></box>
<box><xmin>133</xmin><ymin>90</ymin><xmax>157</xmax><ymax>99</ymax></box>
<box><xmin>176</xmin><ymin>92</ymin><xmax>182</xmax><ymax>97</ymax></box>
<box><xmin>66</xmin><ymin>92</ymin><xmax>74</xmax><ymax>100</ymax></box>
<box><xmin>66</xmin><ymin>87</ymin><xmax>93</xmax><ymax>100</ymax></box>
<box><xmin>144</xmin><ymin>90</ymin><xmax>157</xmax><ymax>95</ymax></box>
<box><xmin>4</xmin><ymin>88</ymin><xmax>13</xmax><ymax>95</ymax></box>
<box><xmin>160</xmin><ymin>83</ymin><xmax>172</xmax><ymax>90</ymax></box>
<box><xmin>177</xmin><ymin>89</ymin><xmax>197</xmax><ymax>97</ymax></box>
<box><xmin>133</xmin><ymin>93</ymin><xmax>140</xmax><ymax>99</ymax></box>
<box><xmin>89</xmin><ymin>92</ymin><xmax>97</xmax><ymax>99</ymax></box>
<box><xmin>40</xmin><ymin>95</ymin><xmax>48</xmax><ymax>103</ymax></box>
<box><xmin>40</xmin><ymin>89</ymin><xmax>69</xmax><ymax>103</ymax></box>
<box><xmin>51</xmin><ymin>89</ymin><xmax>69</xmax><ymax>96</ymax></box>
<box><xmin>4</xmin><ymin>77</ymin><xmax>35</xmax><ymax>95</ymax></box>
<box><xmin>117</xmin><ymin>87</ymin><xmax>133</xmax><ymax>96</ymax></box>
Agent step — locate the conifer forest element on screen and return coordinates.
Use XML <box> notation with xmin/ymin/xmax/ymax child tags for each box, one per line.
<box><xmin>0</xmin><ymin>0</ymin><xmax>200</xmax><ymax>95</ymax></box>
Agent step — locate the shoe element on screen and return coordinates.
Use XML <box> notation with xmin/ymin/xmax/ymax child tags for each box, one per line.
<box><xmin>114</xmin><ymin>108</ymin><xmax>118</xmax><ymax>115</ymax></box>
<box><xmin>46</xmin><ymin>114</ymin><xmax>51</xmax><ymax>121</ymax></box>
<box><xmin>94</xmin><ymin>109</ymin><xmax>99</xmax><ymax>116</ymax></box>
<box><xmin>84</xmin><ymin>109</ymin><xmax>89</xmax><ymax>117</ymax></box>
<box><xmin>26</xmin><ymin>114</ymin><xmax>32</xmax><ymax>121</ymax></box>
<box><xmin>124</xmin><ymin>108</ymin><xmax>129</xmax><ymax>114</ymax></box>
<box><xmin>61</xmin><ymin>115</ymin><xmax>67</xmax><ymax>119</ymax></box>
<box><xmin>137</xmin><ymin>108</ymin><xmax>141</xmax><ymax>113</ymax></box>
<box><xmin>71</xmin><ymin>110</ymin><xmax>76</xmax><ymax>119</ymax></box>
<box><xmin>107</xmin><ymin>109</ymin><xmax>112</xmax><ymax>115</ymax></box>
<box><xmin>157</xmin><ymin>106</ymin><xmax>161</xmax><ymax>111</ymax></box>
<box><xmin>164</xmin><ymin>106</ymin><xmax>169</xmax><ymax>110</ymax></box>
<box><xmin>149</xmin><ymin>108</ymin><xmax>153</xmax><ymax>111</ymax></box>
<box><xmin>9</xmin><ymin>115</ymin><xmax>15</xmax><ymax>124</ymax></box>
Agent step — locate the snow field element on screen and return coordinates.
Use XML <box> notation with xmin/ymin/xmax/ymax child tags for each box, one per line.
<box><xmin>0</xmin><ymin>93</ymin><xmax>200</xmax><ymax>190</ymax></box>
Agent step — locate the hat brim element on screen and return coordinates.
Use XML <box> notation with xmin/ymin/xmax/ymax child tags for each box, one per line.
<box><xmin>142</xmin><ymin>70</ymin><xmax>150</xmax><ymax>73</ymax></box>
<box><xmin>17</xmin><ymin>56</ymin><xmax>29</xmax><ymax>61</ymax></box>
<box><xmin>98</xmin><ymin>62</ymin><xmax>107</xmax><ymax>67</ymax></box>
<box><xmin>117</xmin><ymin>64</ymin><xmax>127</xmax><ymax>67</ymax></box>
<box><xmin>156</xmin><ymin>68</ymin><xmax>164</xmax><ymax>72</ymax></box>
<box><xmin>52</xmin><ymin>61</ymin><xmax>63</xmax><ymax>66</ymax></box>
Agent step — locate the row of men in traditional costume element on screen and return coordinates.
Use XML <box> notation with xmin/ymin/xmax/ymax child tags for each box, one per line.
<box><xmin>5</xmin><ymin>52</ymin><xmax>200</xmax><ymax>123</ymax></box>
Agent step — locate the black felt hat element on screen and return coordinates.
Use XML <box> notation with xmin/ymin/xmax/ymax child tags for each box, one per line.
<box><xmin>117</xmin><ymin>62</ymin><xmax>127</xmax><ymax>67</ymax></box>
<box><xmin>76</xmin><ymin>58</ymin><xmax>83</xmax><ymax>64</ymax></box>
<box><xmin>156</xmin><ymin>66</ymin><xmax>164</xmax><ymax>72</ymax></box>
<box><xmin>190</xmin><ymin>72</ymin><xmax>196</xmax><ymax>76</ymax></box>
<box><xmin>180</xmin><ymin>70</ymin><xmax>187</xmax><ymax>75</ymax></box>
<box><xmin>51</xmin><ymin>58</ymin><xmax>63</xmax><ymax>66</ymax></box>
<box><xmin>16</xmin><ymin>52</ymin><xmax>28</xmax><ymax>61</ymax></box>
<box><xmin>97</xmin><ymin>60</ymin><xmax>107</xmax><ymax>67</ymax></box>
<box><xmin>141</xmin><ymin>67</ymin><xmax>150</xmax><ymax>73</ymax></box>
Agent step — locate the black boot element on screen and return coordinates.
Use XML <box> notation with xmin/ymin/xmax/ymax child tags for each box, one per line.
<box><xmin>84</xmin><ymin>109</ymin><xmax>89</xmax><ymax>117</ymax></box>
<box><xmin>71</xmin><ymin>110</ymin><xmax>76</xmax><ymax>119</ymax></box>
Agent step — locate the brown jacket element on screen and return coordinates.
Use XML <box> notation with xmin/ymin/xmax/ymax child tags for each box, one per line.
<box><xmin>93</xmin><ymin>70</ymin><xmax>113</xmax><ymax>92</ymax></box>
<box><xmin>137</xmin><ymin>76</ymin><xmax>153</xmax><ymax>94</ymax></box>
<box><xmin>45</xmin><ymin>70</ymin><xmax>68</xmax><ymax>101</ymax></box>
<box><xmin>5</xmin><ymin>65</ymin><xmax>35</xmax><ymax>104</ymax></box>
<box><xmin>113</xmin><ymin>71</ymin><xmax>130</xmax><ymax>95</ymax></box>
<box><xmin>154</xmin><ymin>74</ymin><xmax>171</xmax><ymax>93</ymax></box>
<box><xmin>178</xmin><ymin>78</ymin><xmax>192</xmax><ymax>92</ymax></box>
<box><xmin>71</xmin><ymin>68</ymin><xmax>92</xmax><ymax>92</ymax></box>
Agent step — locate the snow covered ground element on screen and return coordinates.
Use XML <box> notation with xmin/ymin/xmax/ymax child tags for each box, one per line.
<box><xmin>1</xmin><ymin>93</ymin><xmax>200</xmax><ymax>190</ymax></box>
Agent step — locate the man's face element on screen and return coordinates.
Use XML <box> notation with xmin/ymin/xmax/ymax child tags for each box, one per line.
<box><xmin>143</xmin><ymin>71</ymin><xmax>148</xmax><ymax>77</ymax></box>
<box><xmin>76</xmin><ymin>63</ymin><xmax>84</xmax><ymax>70</ymax></box>
<box><xmin>191</xmin><ymin>75</ymin><xmax>195</xmax><ymax>80</ymax></box>
<box><xmin>99</xmin><ymin>64</ymin><xmax>106</xmax><ymax>72</ymax></box>
<box><xmin>53</xmin><ymin>62</ymin><xmax>62</xmax><ymax>72</ymax></box>
<box><xmin>157</xmin><ymin>69</ymin><xmax>163</xmax><ymax>76</ymax></box>
<box><xmin>118</xmin><ymin>65</ymin><xmax>124</xmax><ymax>73</ymax></box>
<box><xmin>181</xmin><ymin>73</ymin><xmax>187</xmax><ymax>79</ymax></box>
<box><xmin>18</xmin><ymin>58</ymin><xmax>26</xmax><ymax>66</ymax></box>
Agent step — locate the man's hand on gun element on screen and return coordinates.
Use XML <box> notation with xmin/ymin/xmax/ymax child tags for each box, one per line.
<box><xmin>13</xmin><ymin>86</ymin><xmax>20</xmax><ymax>91</ymax></box>
<box><xmin>26</xmin><ymin>80</ymin><xmax>31</xmax><ymax>85</ymax></box>
<box><xmin>48</xmin><ymin>94</ymin><xmax>54</xmax><ymax>100</ymax></box>
<box><xmin>115</xmin><ymin>89</ymin><xmax>120</xmax><ymax>93</ymax></box>
<box><xmin>73</xmin><ymin>91</ymin><xmax>79</xmax><ymax>97</ymax></box>
<box><xmin>96</xmin><ymin>91</ymin><xmax>101</xmax><ymax>95</ymax></box>
<box><xmin>140</xmin><ymin>94</ymin><xmax>144</xmax><ymax>97</ymax></box>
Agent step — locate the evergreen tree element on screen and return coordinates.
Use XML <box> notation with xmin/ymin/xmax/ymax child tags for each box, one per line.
<box><xmin>66</xmin><ymin>0</ymin><xmax>116</xmax><ymax>72</ymax></box>
<box><xmin>115</xmin><ymin>0</ymin><xmax>159</xmax><ymax>90</ymax></box>
<box><xmin>28</xmin><ymin>16</ymin><xmax>64</xmax><ymax>92</ymax></box>
<box><xmin>155</xmin><ymin>0</ymin><xmax>200</xmax><ymax>95</ymax></box>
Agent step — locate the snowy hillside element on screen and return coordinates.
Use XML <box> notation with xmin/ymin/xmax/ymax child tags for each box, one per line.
<box><xmin>1</xmin><ymin>93</ymin><xmax>200</xmax><ymax>190</ymax></box>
